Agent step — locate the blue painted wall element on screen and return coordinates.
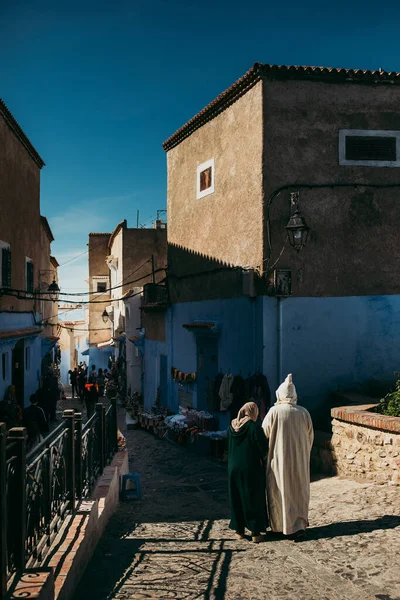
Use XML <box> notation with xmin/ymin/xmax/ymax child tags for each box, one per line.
<box><xmin>278</xmin><ymin>295</ymin><xmax>400</xmax><ymax>417</ymax></box>
<box><xmin>0</xmin><ymin>312</ymin><xmax>41</xmax><ymax>406</ymax></box>
<box><xmin>60</xmin><ymin>350</ymin><xmax>70</xmax><ymax>385</ymax></box>
<box><xmin>143</xmin><ymin>339</ymin><xmax>167</xmax><ymax>410</ymax></box>
<box><xmin>88</xmin><ymin>346</ymin><xmax>114</xmax><ymax>372</ymax></box>
<box><xmin>163</xmin><ymin>297</ymin><xmax>264</xmax><ymax>427</ymax></box>
<box><xmin>143</xmin><ymin>293</ymin><xmax>400</xmax><ymax>431</ymax></box>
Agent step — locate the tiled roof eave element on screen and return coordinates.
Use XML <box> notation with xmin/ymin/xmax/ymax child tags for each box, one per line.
<box><xmin>0</xmin><ymin>99</ymin><xmax>45</xmax><ymax>168</ymax></box>
<box><xmin>163</xmin><ymin>62</ymin><xmax>400</xmax><ymax>152</ymax></box>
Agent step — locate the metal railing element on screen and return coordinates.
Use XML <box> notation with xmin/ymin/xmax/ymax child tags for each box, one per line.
<box><xmin>0</xmin><ymin>398</ymin><xmax>118</xmax><ymax>597</ymax></box>
<box><xmin>143</xmin><ymin>282</ymin><xmax>169</xmax><ymax>305</ymax></box>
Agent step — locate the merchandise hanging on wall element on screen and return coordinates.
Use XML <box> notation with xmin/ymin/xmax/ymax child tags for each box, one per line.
<box><xmin>171</xmin><ymin>367</ymin><xmax>197</xmax><ymax>383</ymax></box>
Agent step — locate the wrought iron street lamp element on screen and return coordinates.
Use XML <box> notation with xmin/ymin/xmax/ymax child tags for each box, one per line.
<box><xmin>285</xmin><ymin>191</ymin><xmax>310</xmax><ymax>252</ymax></box>
<box><xmin>47</xmin><ymin>279</ymin><xmax>60</xmax><ymax>302</ymax></box>
<box><xmin>102</xmin><ymin>309</ymin><xmax>109</xmax><ymax>324</ymax></box>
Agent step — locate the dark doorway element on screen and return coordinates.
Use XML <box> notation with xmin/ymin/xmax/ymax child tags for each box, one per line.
<box><xmin>12</xmin><ymin>339</ymin><xmax>25</xmax><ymax>409</ymax></box>
<box><xmin>196</xmin><ymin>336</ymin><xmax>218</xmax><ymax>411</ymax></box>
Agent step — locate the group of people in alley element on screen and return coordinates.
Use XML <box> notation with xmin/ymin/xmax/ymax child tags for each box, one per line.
<box><xmin>228</xmin><ymin>374</ymin><xmax>314</xmax><ymax>543</ymax></box>
<box><xmin>0</xmin><ymin>371</ymin><xmax>59</xmax><ymax>450</ymax></box>
<box><xmin>0</xmin><ymin>362</ymin><xmax>118</xmax><ymax>451</ymax></box>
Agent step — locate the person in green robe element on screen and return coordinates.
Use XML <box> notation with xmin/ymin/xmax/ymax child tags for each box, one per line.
<box><xmin>228</xmin><ymin>401</ymin><xmax>268</xmax><ymax>543</ymax></box>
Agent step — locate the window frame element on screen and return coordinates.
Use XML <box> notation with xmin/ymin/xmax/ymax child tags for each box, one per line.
<box><xmin>25</xmin><ymin>257</ymin><xmax>34</xmax><ymax>294</ymax></box>
<box><xmin>196</xmin><ymin>158</ymin><xmax>215</xmax><ymax>199</ymax></box>
<box><xmin>0</xmin><ymin>241</ymin><xmax>11</xmax><ymax>288</ymax></box>
<box><xmin>91</xmin><ymin>275</ymin><xmax>110</xmax><ymax>296</ymax></box>
<box><xmin>339</xmin><ymin>129</ymin><xmax>400</xmax><ymax>167</ymax></box>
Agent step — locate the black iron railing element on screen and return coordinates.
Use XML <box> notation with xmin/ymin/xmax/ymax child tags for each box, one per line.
<box><xmin>0</xmin><ymin>398</ymin><xmax>118</xmax><ymax>597</ymax></box>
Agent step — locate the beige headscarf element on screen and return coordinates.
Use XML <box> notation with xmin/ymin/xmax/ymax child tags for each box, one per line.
<box><xmin>275</xmin><ymin>374</ymin><xmax>298</xmax><ymax>405</ymax></box>
<box><xmin>231</xmin><ymin>401</ymin><xmax>259</xmax><ymax>432</ymax></box>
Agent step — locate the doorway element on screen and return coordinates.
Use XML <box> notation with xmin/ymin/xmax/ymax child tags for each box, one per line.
<box><xmin>12</xmin><ymin>339</ymin><xmax>25</xmax><ymax>409</ymax></box>
<box><xmin>196</xmin><ymin>336</ymin><xmax>218</xmax><ymax>411</ymax></box>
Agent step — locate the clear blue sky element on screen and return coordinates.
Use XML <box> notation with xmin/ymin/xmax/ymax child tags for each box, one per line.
<box><xmin>2</xmin><ymin>0</ymin><xmax>400</xmax><ymax>309</ymax></box>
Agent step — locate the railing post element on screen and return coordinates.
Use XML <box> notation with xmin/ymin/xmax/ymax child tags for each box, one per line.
<box><xmin>0</xmin><ymin>424</ymin><xmax>7</xmax><ymax>598</ymax></box>
<box><xmin>96</xmin><ymin>403</ymin><xmax>106</xmax><ymax>473</ymax></box>
<box><xmin>7</xmin><ymin>427</ymin><xmax>27</xmax><ymax>575</ymax></box>
<box><xmin>74</xmin><ymin>413</ymin><xmax>83</xmax><ymax>501</ymax></box>
<box><xmin>63</xmin><ymin>410</ymin><xmax>75</xmax><ymax>509</ymax></box>
<box><xmin>111</xmin><ymin>397</ymin><xmax>118</xmax><ymax>453</ymax></box>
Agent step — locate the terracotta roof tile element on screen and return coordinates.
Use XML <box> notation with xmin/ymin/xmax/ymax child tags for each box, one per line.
<box><xmin>0</xmin><ymin>327</ymin><xmax>42</xmax><ymax>340</ymax></box>
<box><xmin>163</xmin><ymin>62</ymin><xmax>400</xmax><ymax>151</ymax></box>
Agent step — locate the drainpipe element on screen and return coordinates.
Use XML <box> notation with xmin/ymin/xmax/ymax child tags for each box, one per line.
<box><xmin>168</xmin><ymin>304</ymin><xmax>174</xmax><ymax>411</ymax></box>
<box><xmin>277</xmin><ymin>297</ymin><xmax>282</xmax><ymax>386</ymax></box>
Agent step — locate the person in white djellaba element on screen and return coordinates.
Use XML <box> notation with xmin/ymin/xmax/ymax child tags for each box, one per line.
<box><xmin>262</xmin><ymin>374</ymin><xmax>314</xmax><ymax>540</ymax></box>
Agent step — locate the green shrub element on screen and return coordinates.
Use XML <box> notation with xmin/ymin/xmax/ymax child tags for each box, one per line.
<box><xmin>379</xmin><ymin>373</ymin><xmax>400</xmax><ymax>417</ymax></box>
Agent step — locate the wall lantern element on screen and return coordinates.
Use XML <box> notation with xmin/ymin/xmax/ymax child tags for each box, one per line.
<box><xmin>102</xmin><ymin>309</ymin><xmax>109</xmax><ymax>324</ymax></box>
<box><xmin>285</xmin><ymin>191</ymin><xmax>310</xmax><ymax>252</ymax></box>
<box><xmin>47</xmin><ymin>279</ymin><xmax>60</xmax><ymax>302</ymax></box>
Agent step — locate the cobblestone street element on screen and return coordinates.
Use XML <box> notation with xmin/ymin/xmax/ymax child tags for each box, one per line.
<box><xmin>74</xmin><ymin>425</ymin><xmax>400</xmax><ymax>600</ymax></box>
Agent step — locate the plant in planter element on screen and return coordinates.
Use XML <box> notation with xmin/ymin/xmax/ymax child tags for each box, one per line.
<box><xmin>379</xmin><ymin>373</ymin><xmax>400</xmax><ymax>417</ymax></box>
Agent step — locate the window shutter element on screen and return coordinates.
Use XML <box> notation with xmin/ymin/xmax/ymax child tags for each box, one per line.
<box><xmin>27</xmin><ymin>261</ymin><xmax>34</xmax><ymax>293</ymax></box>
<box><xmin>2</xmin><ymin>247</ymin><xmax>11</xmax><ymax>288</ymax></box>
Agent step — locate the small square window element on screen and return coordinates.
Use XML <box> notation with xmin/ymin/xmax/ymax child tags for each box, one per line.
<box><xmin>200</xmin><ymin>167</ymin><xmax>212</xmax><ymax>192</ymax></box>
<box><xmin>196</xmin><ymin>158</ymin><xmax>215</xmax><ymax>199</ymax></box>
<box><xmin>97</xmin><ymin>282</ymin><xmax>107</xmax><ymax>292</ymax></box>
<box><xmin>339</xmin><ymin>130</ymin><xmax>400</xmax><ymax>167</ymax></box>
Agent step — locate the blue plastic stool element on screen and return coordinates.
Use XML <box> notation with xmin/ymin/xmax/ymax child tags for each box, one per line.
<box><xmin>121</xmin><ymin>473</ymin><xmax>142</xmax><ymax>500</ymax></box>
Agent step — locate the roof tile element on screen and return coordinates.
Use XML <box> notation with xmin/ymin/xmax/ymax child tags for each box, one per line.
<box><xmin>163</xmin><ymin>62</ymin><xmax>400</xmax><ymax>151</ymax></box>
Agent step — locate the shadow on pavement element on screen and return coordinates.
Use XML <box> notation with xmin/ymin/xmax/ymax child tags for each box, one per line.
<box><xmin>304</xmin><ymin>515</ymin><xmax>400</xmax><ymax>541</ymax></box>
<box><xmin>73</xmin><ymin>518</ymin><xmax>245</xmax><ymax>600</ymax></box>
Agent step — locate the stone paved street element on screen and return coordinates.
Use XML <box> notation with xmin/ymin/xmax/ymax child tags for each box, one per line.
<box><xmin>74</xmin><ymin>425</ymin><xmax>400</xmax><ymax>600</ymax></box>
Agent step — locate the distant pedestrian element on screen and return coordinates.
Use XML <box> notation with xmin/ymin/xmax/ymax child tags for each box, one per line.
<box><xmin>97</xmin><ymin>368</ymin><xmax>105</xmax><ymax>397</ymax></box>
<box><xmin>84</xmin><ymin>383</ymin><xmax>98</xmax><ymax>419</ymax></box>
<box><xmin>228</xmin><ymin>401</ymin><xmax>268</xmax><ymax>543</ymax></box>
<box><xmin>70</xmin><ymin>367</ymin><xmax>79</xmax><ymax>399</ymax></box>
<box><xmin>23</xmin><ymin>394</ymin><xmax>49</xmax><ymax>450</ymax></box>
<box><xmin>262</xmin><ymin>374</ymin><xmax>314</xmax><ymax>541</ymax></box>
<box><xmin>78</xmin><ymin>368</ymin><xmax>86</xmax><ymax>399</ymax></box>
<box><xmin>88</xmin><ymin>365</ymin><xmax>97</xmax><ymax>384</ymax></box>
<box><xmin>36</xmin><ymin>385</ymin><xmax>51</xmax><ymax>422</ymax></box>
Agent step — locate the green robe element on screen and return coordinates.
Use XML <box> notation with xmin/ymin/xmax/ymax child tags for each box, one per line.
<box><xmin>228</xmin><ymin>420</ymin><xmax>268</xmax><ymax>535</ymax></box>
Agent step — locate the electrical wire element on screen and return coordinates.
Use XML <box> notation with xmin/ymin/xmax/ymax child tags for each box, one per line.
<box><xmin>1</xmin><ymin>267</ymin><xmax>165</xmax><ymax>299</ymax></box>
<box><xmin>42</xmin><ymin>289</ymin><xmax>144</xmax><ymax>331</ymax></box>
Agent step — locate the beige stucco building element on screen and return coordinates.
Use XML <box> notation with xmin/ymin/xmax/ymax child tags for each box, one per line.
<box><xmin>139</xmin><ymin>62</ymin><xmax>400</xmax><ymax>425</ymax></box>
<box><xmin>0</xmin><ymin>98</ymin><xmax>58</xmax><ymax>407</ymax></box>
<box><xmin>87</xmin><ymin>220</ymin><xmax>167</xmax><ymax>374</ymax></box>
<box><xmin>164</xmin><ymin>63</ymin><xmax>400</xmax><ymax>302</ymax></box>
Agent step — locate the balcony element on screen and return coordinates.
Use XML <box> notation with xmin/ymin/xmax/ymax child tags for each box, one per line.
<box><xmin>142</xmin><ymin>283</ymin><xmax>169</xmax><ymax>311</ymax></box>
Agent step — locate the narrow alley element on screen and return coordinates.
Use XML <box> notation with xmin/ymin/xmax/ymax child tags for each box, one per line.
<box><xmin>74</xmin><ymin>427</ymin><xmax>400</xmax><ymax>600</ymax></box>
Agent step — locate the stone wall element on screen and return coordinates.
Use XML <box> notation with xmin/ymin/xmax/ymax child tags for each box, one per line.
<box><xmin>331</xmin><ymin>404</ymin><xmax>400</xmax><ymax>486</ymax></box>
